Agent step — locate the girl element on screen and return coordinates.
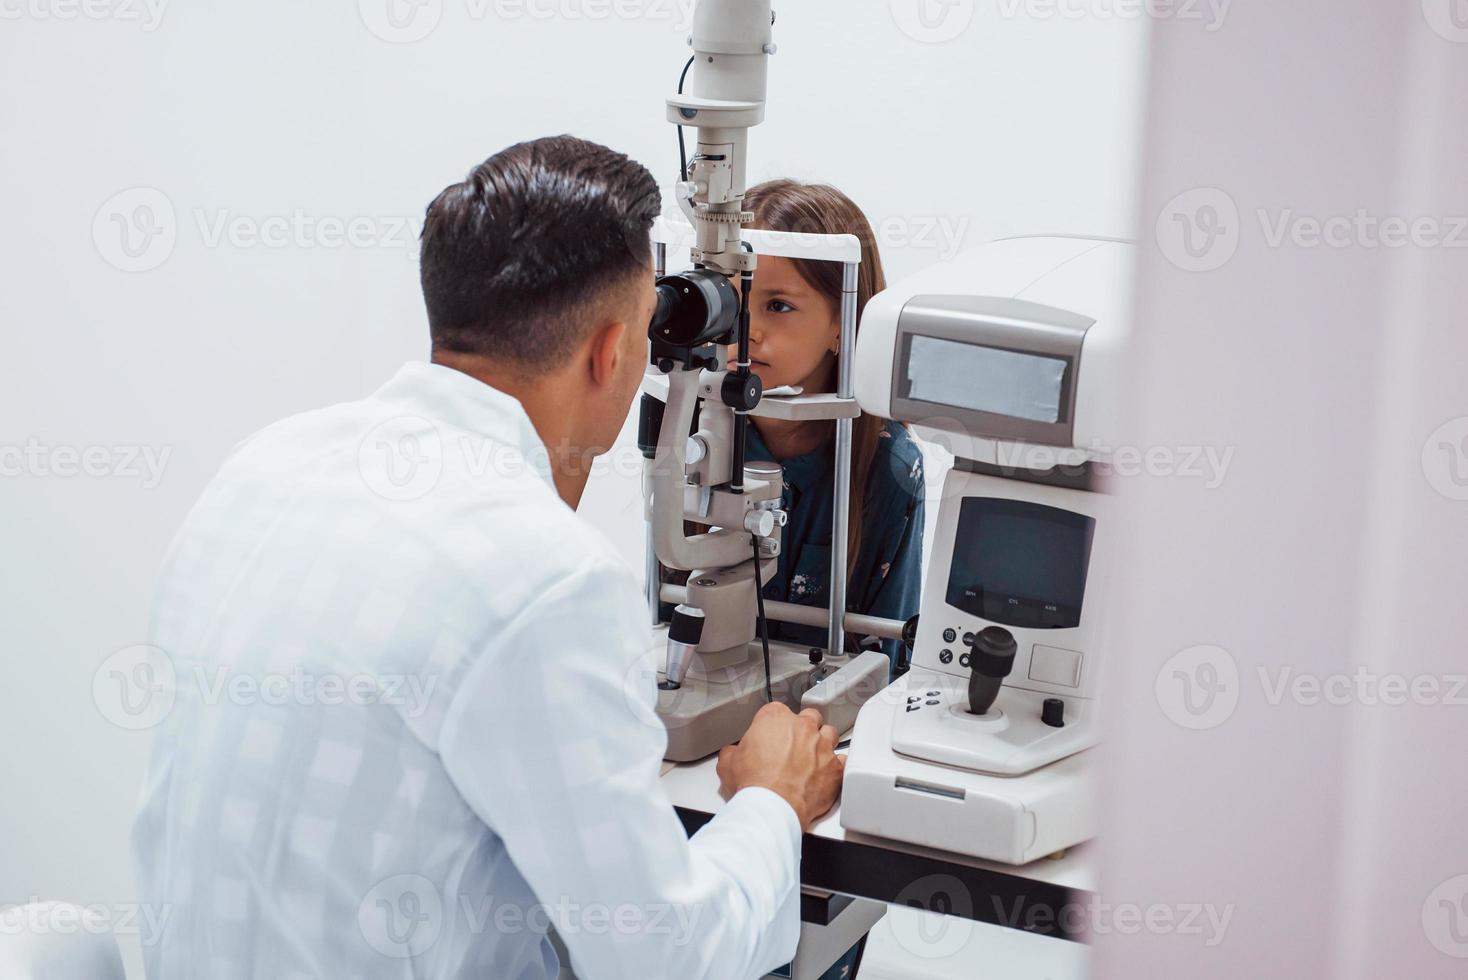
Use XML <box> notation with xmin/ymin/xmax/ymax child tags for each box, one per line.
<box><xmin>733</xmin><ymin>179</ymin><xmax>926</xmax><ymax>670</ymax></box>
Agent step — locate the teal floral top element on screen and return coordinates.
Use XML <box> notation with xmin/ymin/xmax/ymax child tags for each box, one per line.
<box><xmin>747</xmin><ymin>418</ymin><xmax>926</xmax><ymax>667</ymax></box>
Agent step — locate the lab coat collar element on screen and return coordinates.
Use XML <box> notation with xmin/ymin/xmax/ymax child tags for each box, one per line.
<box><xmin>372</xmin><ymin>360</ymin><xmax>557</xmax><ymax>490</ymax></box>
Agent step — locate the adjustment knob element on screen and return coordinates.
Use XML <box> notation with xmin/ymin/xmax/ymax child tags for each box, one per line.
<box><xmin>1042</xmin><ymin>697</ymin><xmax>1066</xmax><ymax>728</ymax></box>
<box><xmin>721</xmin><ymin>370</ymin><xmax>762</xmax><ymax>412</ymax></box>
<box><xmin>743</xmin><ymin>509</ymin><xmax>775</xmax><ymax>537</ymax></box>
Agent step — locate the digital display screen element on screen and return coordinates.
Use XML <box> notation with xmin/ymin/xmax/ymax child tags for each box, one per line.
<box><xmin>945</xmin><ymin>497</ymin><xmax>1095</xmax><ymax>629</ymax></box>
<box><xmin>904</xmin><ymin>334</ymin><xmax>1067</xmax><ymax>424</ymax></box>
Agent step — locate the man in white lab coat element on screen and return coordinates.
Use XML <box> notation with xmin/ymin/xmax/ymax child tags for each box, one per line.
<box><xmin>132</xmin><ymin>135</ymin><xmax>844</xmax><ymax>979</ymax></box>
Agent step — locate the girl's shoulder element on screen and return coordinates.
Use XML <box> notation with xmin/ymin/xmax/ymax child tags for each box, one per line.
<box><xmin>871</xmin><ymin>420</ymin><xmax>926</xmax><ymax>501</ymax></box>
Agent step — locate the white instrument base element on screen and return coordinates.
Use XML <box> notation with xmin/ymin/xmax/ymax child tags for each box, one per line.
<box><xmin>890</xmin><ymin>674</ymin><xmax>1097</xmax><ymax>776</ymax></box>
<box><xmin>654</xmin><ymin>632</ymin><xmax>820</xmax><ymax>762</ymax></box>
<box><xmin>841</xmin><ymin>674</ymin><xmax>1099</xmax><ymax>865</ymax></box>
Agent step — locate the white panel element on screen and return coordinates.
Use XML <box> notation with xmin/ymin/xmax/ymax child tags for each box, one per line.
<box><xmin>1096</xmin><ymin>3</ymin><xmax>1466</xmax><ymax>979</ymax></box>
<box><xmin>1029</xmin><ymin>645</ymin><xmax>1082</xmax><ymax>689</ymax></box>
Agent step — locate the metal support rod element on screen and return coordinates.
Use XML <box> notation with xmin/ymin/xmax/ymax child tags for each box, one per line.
<box><xmin>659</xmin><ymin>584</ymin><xmax>906</xmax><ymax>642</ymax></box>
<box><xmin>646</xmin><ymin>242</ymin><xmax>669</xmax><ymax>625</ymax></box>
<box><xmin>827</xmin><ymin>261</ymin><xmax>859</xmax><ymax>656</ymax></box>
<box><xmin>730</xmin><ymin>261</ymin><xmax>754</xmax><ymax>494</ymax></box>
<box><xmin>645</xmin><ymin>515</ymin><xmax>661</xmax><ymax>626</ymax></box>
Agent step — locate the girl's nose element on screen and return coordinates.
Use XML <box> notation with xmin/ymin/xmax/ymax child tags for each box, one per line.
<box><xmin>729</xmin><ymin>332</ymin><xmax>762</xmax><ymax>362</ymax></box>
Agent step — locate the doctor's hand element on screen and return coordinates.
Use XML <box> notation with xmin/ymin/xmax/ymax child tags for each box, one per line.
<box><xmin>716</xmin><ymin>703</ymin><xmax>844</xmax><ymax>831</ymax></box>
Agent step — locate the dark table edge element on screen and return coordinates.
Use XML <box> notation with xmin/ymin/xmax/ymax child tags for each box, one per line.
<box><xmin>675</xmin><ymin>806</ymin><xmax>1091</xmax><ymax>943</ymax></box>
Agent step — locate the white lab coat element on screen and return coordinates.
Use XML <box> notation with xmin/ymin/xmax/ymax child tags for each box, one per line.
<box><xmin>132</xmin><ymin>361</ymin><xmax>801</xmax><ymax>979</ymax></box>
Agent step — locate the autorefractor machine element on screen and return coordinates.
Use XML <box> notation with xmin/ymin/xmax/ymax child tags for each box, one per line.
<box><xmin>840</xmin><ymin>235</ymin><xmax>1133</xmax><ymax>865</ymax></box>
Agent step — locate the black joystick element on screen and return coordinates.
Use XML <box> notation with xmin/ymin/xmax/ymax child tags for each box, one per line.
<box><xmin>659</xmin><ymin>605</ymin><xmax>705</xmax><ymax>691</ymax></box>
<box><xmin>966</xmin><ymin>626</ymin><xmax>1017</xmax><ymax>715</ymax></box>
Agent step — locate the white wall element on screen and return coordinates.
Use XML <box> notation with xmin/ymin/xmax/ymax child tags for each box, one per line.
<box><xmin>0</xmin><ymin>0</ymin><xmax>1147</xmax><ymax>958</ymax></box>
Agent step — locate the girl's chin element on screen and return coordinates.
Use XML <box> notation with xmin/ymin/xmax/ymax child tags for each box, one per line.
<box><xmin>754</xmin><ymin>372</ymin><xmax>787</xmax><ymax>389</ymax></box>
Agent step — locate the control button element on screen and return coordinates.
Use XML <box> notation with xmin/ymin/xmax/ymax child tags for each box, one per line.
<box><xmin>942</xmin><ymin>628</ymin><xmax>957</xmax><ymax>643</ymax></box>
<box><xmin>906</xmin><ymin>704</ymin><xmax>921</xmax><ymax>713</ymax></box>
<box><xmin>938</xmin><ymin>649</ymin><xmax>953</xmax><ymax>664</ymax></box>
<box><xmin>925</xmin><ymin>699</ymin><xmax>939</xmax><ymax>706</ymax></box>
<box><xmin>1029</xmin><ymin>644</ymin><xmax>1083</xmax><ymax>688</ymax></box>
<box><xmin>959</xmin><ymin>652</ymin><xmax>971</xmax><ymax>669</ymax></box>
<box><xmin>962</xmin><ymin>631</ymin><xmax>976</xmax><ymax>646</ymax></box>
<box><xmin>1042</xmin><ymin>697</ymin><xmax>1066</xmax><ymax>728</ymax></box>
<box><xmin>926</xmin><ymin>691</ymin><xmax>940</xmax><ymax>698</ymax></box>
<box><xmin>907</xmin><ymin>696</ymin><xmax>921</xmax><ymax>704</ymax></box>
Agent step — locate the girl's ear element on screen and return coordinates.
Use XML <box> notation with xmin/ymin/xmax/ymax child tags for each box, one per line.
<box><xmin>828</xmin><ymin>319</ymin><xmax>841</xmax><ymax>354</ymax></box>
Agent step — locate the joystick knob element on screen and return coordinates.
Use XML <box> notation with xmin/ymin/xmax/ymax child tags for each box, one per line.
<box><xmin>966</xmin><ymin>626</ymin><xmax>1017</xmax><ymax>715</ymax></box>
<box><xmin>661</xmin><ymin>605</ymin><xmax>705</xmax><ymax>690</ymax></box>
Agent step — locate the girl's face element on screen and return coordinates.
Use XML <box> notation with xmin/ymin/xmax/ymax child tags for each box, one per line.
<box><xmin>726</xmin><ymin>255</ymin><xmax>840</xmax><ymax>393</ymax></box>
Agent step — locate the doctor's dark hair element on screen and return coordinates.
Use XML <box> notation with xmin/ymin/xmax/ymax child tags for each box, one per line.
<box><xmin>419</xmin><ymin>135</ymin><xmax>661</xmax><ymax>371</ymax></box>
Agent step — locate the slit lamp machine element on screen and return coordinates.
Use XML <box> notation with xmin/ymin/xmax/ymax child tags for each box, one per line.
<box><xmin>638</xmin><ymin>0</ymin><xmax>1135</xmax><ymax>868</ymax></box>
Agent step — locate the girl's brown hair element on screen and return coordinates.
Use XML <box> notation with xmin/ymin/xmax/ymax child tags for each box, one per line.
<box><xmin>743</xmin><ymin>179</ymin><xmax>891</xmax><ymax>590</ymax></box>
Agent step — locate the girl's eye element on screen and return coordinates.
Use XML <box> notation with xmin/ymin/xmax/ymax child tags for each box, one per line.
<box><xmin>766</xmin><ymin>299</ymin><xmax>795</xmax><ymax>314</ymax></box>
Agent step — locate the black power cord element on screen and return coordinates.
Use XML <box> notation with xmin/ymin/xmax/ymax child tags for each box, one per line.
<box><xmin>752</xmin><ymin>536</ymin><xmax>773</xmax><ymax>703</ymax></box>
<box><xmin>676</xmin><ymin>55</ymin><xmax>695</xmax><ymax>180</ymax></box>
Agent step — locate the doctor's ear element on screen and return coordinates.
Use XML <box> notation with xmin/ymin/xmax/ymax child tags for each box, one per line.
<box><xmin>587</xmin><ymin>319</ymin><xmax>630</xmax><ymax>388</ymax></box>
